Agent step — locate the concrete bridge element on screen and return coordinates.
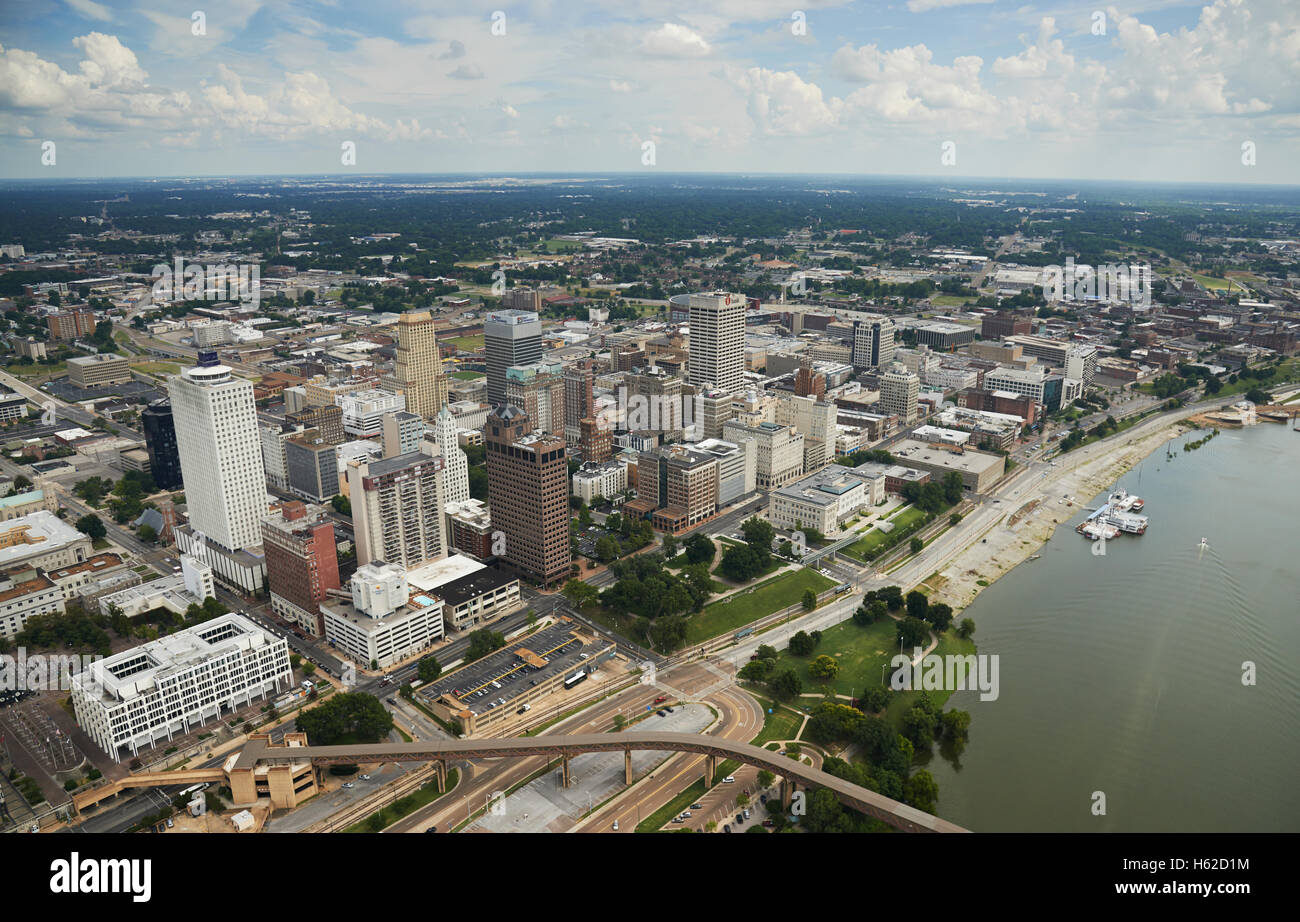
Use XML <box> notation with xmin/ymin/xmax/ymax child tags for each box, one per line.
<box><xmin>236</xmin><ymin>731</ymin><xmax>968</xmax><ymax>833</ymax></box>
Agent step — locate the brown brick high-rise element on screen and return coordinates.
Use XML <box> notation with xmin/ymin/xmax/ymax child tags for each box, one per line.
<box><xmin>485</xmin><ymin>405</ymin><xmax>571</xmax><ymax>587</ymax></box>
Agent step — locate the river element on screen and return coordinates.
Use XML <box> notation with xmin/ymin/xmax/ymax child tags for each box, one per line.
<box><xmin>924</xmin><ymin>420</ymin><xmax>1300</xmax><ymax>832</ymax></box>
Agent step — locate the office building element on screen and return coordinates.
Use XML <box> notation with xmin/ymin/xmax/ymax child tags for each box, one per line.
<box><xmin>338</xmin><ymin>389</ymin><xmax>406</xmax><ymax>439</ymax></box>
<box><xmin>775</xmin><ymin>393</ymin><xmax>838</xmax><ymax>473</ymax></box>
<box><xmin>880</xmin><ymin>363</ymin><xmax>921</xmax><ymax>425</ymax></box>
<box><xmin>286</xmin><ymin>404</ymin><xmax>345</xmax><ymax>445</ymax></box>
<box><xmin>387</xmin><ymin>309</ymin><xmax>450</xmax><ymax>419</ymax></box>
<box><xmin>168</xmin><ymin>353</ymin><xmax>267</xmax><ymax>554</ymax></box>
<box><xmin>768</xmin><ymin>468</ymin><xmax>868</xmax><ymax>537</ymax></box>
<box><xmin>0</xmin><ymin>487</ymin><xmax>59</xmax><ymax>522</ymax></box>
<box><xmin>67</xmin><ymin>354</ymin><xmax>130</xmax><ymax>388</ymax></box>
<box><xmin>851</xmin><ymin>317</ymin><xmax>897</xmax><ymax>371</ymax></box>
<box><xmin>258</xmin><ymin>422</ymin><xmax>294</xmax><ymax>491</ymax></box>
<box><xmin>890</xmin><ymin>438</ymin><xmax>1006</xmax><ymax>493</ymax></box>
<box><xmin>284</xmin><ymin>430</ymin><xmax>338</xmax><ymax>503</ymax></box>
<box><xmin>381</xmin><ymin>410</ymin><xmax>425</xmax><ymax>458</ymax></box>
<box><xmin>445</xmin><ymin>499</ymin><xmax>494</xmax><ymax>560</ymax></box>
<box><xmin>695</xmin><ymin>385</ymin><xmax>732</xmax><ymax>441</ymax></box>
<box><xmin>503</xmin><ymin>287</ymin><xmax>543</xmax><ymax>313</ymax></box>
<box><xmin>71</xmin><ymin>613</ymin><xmax>292</xmax><ymax>759</ymax></box>
<box><xmin>722</xmin><ymin>420</ymin><xmax>804</xmax><ymax>490</ymax></box>
<box><xmin>347</xmin><ymin>449</ymin><xmax>447</xmax><ymax>570</ymax></box>
<box><xmin>484</xmin><ymin>310</ymin><xmax>543</xmax><ymax>405</ymax></box>
<box><xmin>141</xmin><ymin>399</ymin><xmax>183</xmax><ymax>490</ymax></box>
<box><xmin>578</xmin><ymin>416</ymin><xmax>612</xmax><ymax>464</ymax></box>
<box><xmin>688</xmin><ymin>291</ymin><xmax>746</xmax><ymax>396</ymax></box>
<box><xmin>694</xmin><ymin>438</ymin><xmax>756</xmax><ymax>506</ymax></box>
<box><xmin>321</xmin><ymin>562</ymin><xmax>444</xmax><ymax>669</ymax></box>
<box><xmin>623</xmin><ymin>367</ymin><xmax>687</xmax><ymax>439</ymax></box>
<box><xmin>563</xmin><ymin>363</ymin><xmax>596</xmax><ymax>445</ymax></box>
<box><xmin>0</xmin><ymin>568</ymin><xmax>66</xmax><ymax>640</ymax></box>
<box><xmin>0</xmin><ymin>390</ymin><xmax>27</xmax><ymax>423</ymax></box>
<box><xmin>262</xmin><ymin>501</ymin><xmax>340</xmax><ymax>637</ymax></box>
<box><xmin>505</xmin><ymin>361</ymin><xmax>565</xmax><ymax>435</ymax></box>
<box><xmin>981</xmin><ymin>312</ymin><xmax>1032</xmax><ymax>339</ymax></box>
<box><xmin>405</xmin><ymin>554</ymin><xmax>521</xmax><ymax>632</ymax></box>
<box><xmin>571</xmin><ymin>460</ymin><xmax>629</xmax><ymax>505</ymax></box>
<box><xmin>984</xmin><ymin>367</ymin><xmax>1065</xmax><ymax>412</ymax></box>
<box><xmin>485</xmin><ymin>405</ymin><xmax>570</xmax><ymax>587</ymax></box>
<box><xmin>427</xmin><ymin>406</ymin><xmax>470</xmax><ymax>507</ymax></box>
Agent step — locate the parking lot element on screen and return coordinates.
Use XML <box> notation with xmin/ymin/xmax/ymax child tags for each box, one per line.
<box><xmin>419</xmin><ymin>622</ymin><xmax>597</xmax><ymax>719</ymax></box>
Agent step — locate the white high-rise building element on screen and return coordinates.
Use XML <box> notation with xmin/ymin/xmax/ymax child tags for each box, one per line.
<box><xmin>688</xmin><ymin>291</ymin><xmax>746</xmax><ymax>396</ymax></box>
<box><xmin>880</xmin><ymin>363</ymin><xmax>921</xmax><ymax>425</ymax></box>
<box><xmin>428</xmin><ymin>406</ymin><xmax>469</xmax><ymax>506</ymax></box>
<box><xmin>347</xmin><ymin>446</ymin><xmax>447</xmax><ymax>570</ymax></box>
<box><xmin>169</xmin><ymin>354</ymin><xmax>266</xmax><ymax>553</ymax></box>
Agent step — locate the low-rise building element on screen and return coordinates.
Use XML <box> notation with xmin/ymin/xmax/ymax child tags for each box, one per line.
<box><xmin>768</xmin><ymin>469</ymin><xmax>867</xmax><ymax>536</ymax></box>
<box><xmin>0</xmin><ymin>487</ymin><xmax>59</xmax><ymax>522</ymax></box>
<box><xmin>321</xmin><ymin>562</ymin><xmax>445</xmax><ymax>668</ymax></box>
<box><xmin>45</xmin><ymin>553</ymin><xmax>130</xmax><ymax>601</ymax></box>
<box><xmin>0</xmin><ymin>511</ymin><xmax>93</xmax><ymax>571</ymax></box>
<box><xmin>889</xmin><ymin>438</ymin><xmax>1006</xmax><ymax>494</ymax></box>
<box><xmin>571</xmin><ymin>459</ymin><xmax>628</xmax><ymax>505</ymax></box>
<box><xmin>0</xmin><ymin>568</ymin><xmax>66</xmax><ymax>639</ymax></box>
<box><xmin>67</xmin><ymin>353</ymin><xmax>131</xmax><ymax>388</ymax></box>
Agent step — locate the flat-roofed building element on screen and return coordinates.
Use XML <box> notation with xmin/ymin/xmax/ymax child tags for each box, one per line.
<box><xmin>694</xmin><ymin>438</ymin><xmax>755</xmax><ymax>506</ymax></box>
<box><xmin>722</xmin><ymin>420</ymin><xmax>804</xmax><ymax>490</ymax></box>
<box><xmin>0</xmin><ymin>511</ymin><xmax>92</xmax><ymax>571</ymax></box>
<box><xmin>0</xmin><ymin>487</ymin><xmax>58</xmax><ymax>522</ymax></box>
<box><xmin>71</xmin><ymin>613</ymin><xmax>292</xmax><ymax>759</ymax></box>
<box><xmin>284</xmin><ymin>430</ymin><xmax>338</xmax><ymax>503</ymax></box>
<box><xmin>45</xmin><ymin>552</ymin><xmax>129</xmax><ymax>601</ymax></box>
<box><xmin>405</xmin><ymin>554</ymin><xmax>521</xmax><ymax>632</ymax></box>
<box><xmin>321</xmin><ymin>562</ymin><xmax>445</xmax><ymax>668</ymax></box>
<box><xmin>262</xmin><ymin>501</ymin><xmax>339</xmax><ymax>637</ymax></box>
<box><xmin>485</xmin><ymin>405</ymin><xmax>570</xmax><ymax>586</ymax></box>
<box><xmin>571</xmin><ymin>459</ymin><xmax>628</xmax><ymax>505</ymax></box>
<box><xmin>347</xmin><ymin>449</ymin><xmax>447</xmax><ymax>570</ymax></box>
<box><xmin>67</xmin><ymin>353</ymin><xmax>130</xmax><ymax>388</ymax></box>
<box><xmin>890</xmin><ymin>438</ymin><xmax>1006</xmax><ymax>494</ymax></box>
<box><xmin>338</xmin><ymin>388</ymin><xmax>405</xmax><ymax>439</ymax></box>
<box><xmin>0</xmin><ymin>568</ymin><xmax>66</xmax><ymax>639</ymax></box>
<box><xmin>768</xmin><ymin>469</ymin><xmax>867</xmax><ymax>537</ymax></box>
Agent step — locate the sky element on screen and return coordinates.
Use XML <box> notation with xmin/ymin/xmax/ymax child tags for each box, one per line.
<box><xmin>0</xmin><ymin>0</ymin><xmax>1297</xmax><ymax>184</ymax></box>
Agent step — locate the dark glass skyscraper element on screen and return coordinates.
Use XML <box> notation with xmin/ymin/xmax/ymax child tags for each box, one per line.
<box><xmin>141</xmin><ymin>399</ymin><xmax>183</xmax><ymax>489</ymax></box>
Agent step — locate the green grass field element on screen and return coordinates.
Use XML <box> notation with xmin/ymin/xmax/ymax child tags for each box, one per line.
<box><xmin>446</xmin><ymin>335</ymin><xmax>484</xmax><ymax>351</ymax></box>
<box><xmin>685</xmin><ymin>568</ymin><xmax>835</xmax><ymax>645</ymax></box>
<box><xmin>132</xmin><ymin>361</ymin><xmax>181</xmax><ymax>376</ymax></box>
<box><xmin>448</xmin><ymin>370</ymin><xmax>484</xmax><ymax>380</ymax></box>
<box><xmin>748</xmin><ymin>693</ymin><xmax>804</xmax><ymax>746</ymax></box>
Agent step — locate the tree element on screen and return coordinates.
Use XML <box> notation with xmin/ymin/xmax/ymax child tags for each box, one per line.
<box><xmin>1245</xmin><ymin>387</ymin><xmax>1269</xmax><ymax>405</ymax></box>
<box><xmin>956</xmin><ymin>618</ymin><xmax>976</xmax><ymax>640</ymax></box>
<box><xmin>903</xmin><ymin>769</ymin><xmax>939</xmax><ymax>815</ymax></box>
<box><xmin>75</xmin><ymin>514</ymin><xmax>106</xmax><ymax>541</ymax></box>
<box><xmin>801</xmin><ymin>588</ymin><xmax>816</xmax><ymax>611</ymax></box>
<box><xmin>612</xmin><ymin>714</ymin><xmax>626</xmax><ymax>731</ymax></box>
<box><xmin>878</xmin><ymin>585</ymin><xmax>904</xmax><ymax>611</ymax></box>
<box><xmin>137</xmin><ymin>524</ymin><xmax>157</xmax><ymax>544</ymax></box>
<box><xmin>562</xmin><ymin>579</ymin><xmax>600</xmax><ymax>609</ymax></box>
<box><xmin>295</xmin><ymin>692</ymin><xmax>393</xmax><ymax>745</ymax></box>
<box><xmin>417</xmin><ymin>657</ymin><xmax>442</xmax><ymax>683</ymax></box>
<box><xmin>788</xmin><ymin>630</ymin><xmax>816</xmax><ymax>656</ymax></box>
<box><xmin>466</xmin><ymin>629</ymin><xmax>506</xmax><ymax>662</ymax></box>
<box><xmin>717</xmin><ymin>541</ymin><xmax>765</xmax><ymax>582</ymax></box>
<box><xmin>330</xmin><ymin>494</ymin><xmax>351</xmax><ymax>516</ymax></box>
<box><xmin>949</xmin><ymin>512</ymin><xmax>961</xmax><ymax>526</ymax></box>
<box><xmin>925</xmin><ymin>602</ymin><xmax>954</xmax><ymax>633</ymax></box>
<box><xmin>594</xmin><ymin>535</ymin><xmax>620</xmax><ymax>563</ymax></box>
<box><xmin>757</xmin><ymin>770</ymin><xmax>775</xmax><ymax>788</ymax></box>
<box><xmin>909</xmin><ymin>536</ymin><xmax>923</xmax><ymax>555</ymax></box>
<box><xmin>684</xmin><ymin>534</ymin><xmax>714</xmax><ymax>565</ymax></box>
<box><xmin>661</xmin><ymin>533</ymin><xmax>679</xmax><ymax>558</ymax></box>
<box><xmin>738</xmin><ymin>658</ymin><xmax>774</xmax><ymax>682</ymax></box>
<box><xmin>896</xmin><ymin>616</ymin><xmax>929</xmax><ymax>650</ymax></box>
<box><xmin>808</xmin><ymin>655</ymin><xmax>840</xmax><ymax>681</ymax></box>
<box><xmin>769</xmin><ymin>668</ymin><xmax>803</xmax><ymax>701</ymax></box>
<box><xmin>905</xmin><ymin>590</ymin><xmax>928</xmax><ymax>621</ymax></box>
<box><xmin>740</xmin><ymin>515</ymin><xmax>776</xmax><ymax>558</ymax></box>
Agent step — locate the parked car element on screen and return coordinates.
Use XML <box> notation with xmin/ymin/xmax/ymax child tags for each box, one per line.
<box><xmin>361</xmin><ymin>774</ymin><xmax>371</xmax><ymax>781</ymax></box>
<box><xmin>723</xmin><ymin>824</ymin><xmax>732</xmax><ymax>833</ymax></box>
<box><xmin>735</xmin><ymin>813</ymin><xmax>744</xmax><ymax>825</ymax></box>
<box><xmin>612</xmin><ymin>819</ymin><xmax>619</xmax><ymax>831</ymax></box>
<box><xmin>342</xmin><ymin>782</ymin><xmax>355</xmax><ymax>789</ymax></box>
<box><xmin>166</xmin><ymin>818</ymin><xmax>174</xmax><ymax>828</ymax></box>
<box><xmin>653</xmin><ymin>696</ymin><xmax>667</xmax><ymax>704</ymax></box>
<box><xmin>722</xmin><ymin>775</ymin><xmax>736</xmax><ymax>784</ymax></box>
<box><xmin>691</xmin><ymin>802</ymin><xmax>703</xmax><ymax>810</ymax></box>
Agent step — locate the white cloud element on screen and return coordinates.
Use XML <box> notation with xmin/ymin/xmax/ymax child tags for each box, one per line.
<box><xmin>906</xmin><ymin>0</ymin><xmax>995</xmax><ymax>12</ymax></box>
<box><xmin>447</xmin><ymin>64</ymin><xmax>484</xmax><ymax>80</ymax></box>
<box><xmin>65</xmin><ymin>0</ymin><xmax>112</xmax><ymax>22</ymax></box>
<box><xmin>733</xmin><ymin>67</ymin><xmax>843</xmax><ymax>136</ymax></box>
<box><xmin>641</xmin><ymin>23</ymin><xmax>711</xmax><ymax>58</ymax></box>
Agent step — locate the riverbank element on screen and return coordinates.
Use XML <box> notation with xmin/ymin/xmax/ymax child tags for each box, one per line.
<box><xmin>926</xmin><ymin>416</ymin><xmax>1196</xmax><ymax>612</ymax></box>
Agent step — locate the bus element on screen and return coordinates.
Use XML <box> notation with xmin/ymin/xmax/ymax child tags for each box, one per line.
<box><xmin>563</xmin><ymin>671</ymin><xmax>587</xmax><ymax>690</ymax></box>
<box><xmin>179</xmin><ymin>783</ymin><xmax>209</xmax><ymax>798</ymax></box>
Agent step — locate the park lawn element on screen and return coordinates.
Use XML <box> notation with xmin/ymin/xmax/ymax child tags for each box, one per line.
<box><xmin>771</xmin><ymin>616</ymin><xmax>900</xmax><ymax>699</ymax></box>
<box><xmin>446</xmin><ymin>335</ymin><xmax>484</xmax><ymax>351</ymax></box>
<box><xmin>5</xmin><ymin>361</ymin><xmax>66</xmax><ymax>379</ymax></box>
<box><xmin>888</xmin><ymin>505</ymin><xmax>926</xmax><ymax>527</ymax></box>
<box><xmin>929</xmin><ymin>295</ymin><xmax>975</xmax><ymax>307</ymax></box>
<box><xmin>748</xmin><ymin>693</ymin><xmax>803</xmax><ymax>746</ymax></box>
<box><xmin>685</xmin><ymin>568</ymin><xmax>835</xmax><ymax>645</ymax></box>
<box><xmin>133</xmin><ymin>361</ymin><xmax>181</xmax><ymax>376</ymax></box>
<box><xmin>712</xmin><ymin>537</ymin><xmax>784</xmax><ymax>580</ymax></box>
<box><xmin>448</xmin><ymin>370</ymin><xmax>484</xmax><ymax>380</ymax></box>
<box><xmin>841</xmin><ymin>528</ymin><xmax>890</xmax><ymax>561</ymax></box>
<box><xmin>883</xmin><ymin>632</ymin><xmax>978</xmax><ymax>728</ymax></box>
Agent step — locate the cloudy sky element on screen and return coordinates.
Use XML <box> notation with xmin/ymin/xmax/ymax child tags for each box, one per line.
<box><xmin>1</xmin><ymin>0</ymin><xmax>1297</xmax><ymax>183</ymax></box>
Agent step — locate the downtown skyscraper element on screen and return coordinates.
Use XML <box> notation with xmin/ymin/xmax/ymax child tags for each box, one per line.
<box><xmin>688</xmin><ymin>291</ymin><xmax>746</xmax><ymax>396</ymax></box>
<box><xmin>387</xmin><ymin>308</ymin><xmax>450</xmax><ymax>419</ymax></box>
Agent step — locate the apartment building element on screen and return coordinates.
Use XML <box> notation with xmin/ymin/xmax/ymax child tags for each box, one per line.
<box><xmin>347</xmin><ymin>448</ymin><xmax>447</xmax><ymax>570</ymax></box>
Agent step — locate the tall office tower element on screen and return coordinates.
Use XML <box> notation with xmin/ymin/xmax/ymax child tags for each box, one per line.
<box><xmin>261</xmin><ymin>501</ymin><xmax>340</xmax><ymax>637</ymax></box>
<box><xmin>563</xmin><ymin>362</ymin><xmax>595</xmax><ymax>445</ymax></box>
<box><xmin>387</xmin><ymin>309</ymin><xmax>449</xmax><ymax>419</ymax></box>
<box><xmin>485</xmin><ymin>406</ymin><xmax>570</xmax><ymax>587</ymax></box>
<box><xmin>286</xmin><ymin>403</ymin><xmax>344</xmax><ymax>445</ymax></box>
<box><xmin>484</xmin><ymin>309</ymin><xmax>543</xmax><ymax>405</ymax></box>
<box><xmin>427</xmin><ymin>406</ymin><xmax>469</xmax><ymax>506</ymax></box>
<box><xmin>624</xmin><ymin>367</ymin><xmax>686</xmax><ymax>439</ymax></box>
<box><xmin>505</xmin><ymin>361</ymin><xmax>565</xmax><ymax>435</ymax></box>
<box><xmin>579</xmin><ymin>416</ymin><xmax>612</xmax><ymax>463</ymax></box>
<box><xmin>851</xmin><ymin>317</ymin><xmax>897</xmax><ymax>371</ymax></box>
<box><xmin>284</xmin><ymin>430</ymin><xmax>338</xmax><ymax>503</ymax></box>
<box><xmin>259</xmin><ymin>421</ymin><xmax>295</xmax><ymax>491</ymax></box>
<box><xmin>695</xmin><ymin>385</ymin><xmax>733</xmax><ymax>441</ymax></box>
<box><xmin>880</xmin><ymin>362</ymin><xmax>921</xmax><ymax>425</ymax></box>
<box><xmin>381</xmin><ymin>410</ymin><xmax>425</xmax><ymax>458</ymax></box>
<box><xmin>688</xmin><ymin>291</ymin><xmax>746</xmax><ymax>396</ymax></box>
<box><xmin>141</xmin><ymin>399</ymin><xmax>182</xmax><ymax>490</ymax></box>
<box><xmin>168</xmin><ymin>353</ymin><xmax>266</xmax><ymax>554</ymax></box>
<box><xmin>347</xmin><ymin>448</ymin><xmax>447</xmax><ymax>569</ymax></box>
<box><xmin>503</xmin><ymin>287</ymin><xmax>543</xmax><ymax>313</ymax></box>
